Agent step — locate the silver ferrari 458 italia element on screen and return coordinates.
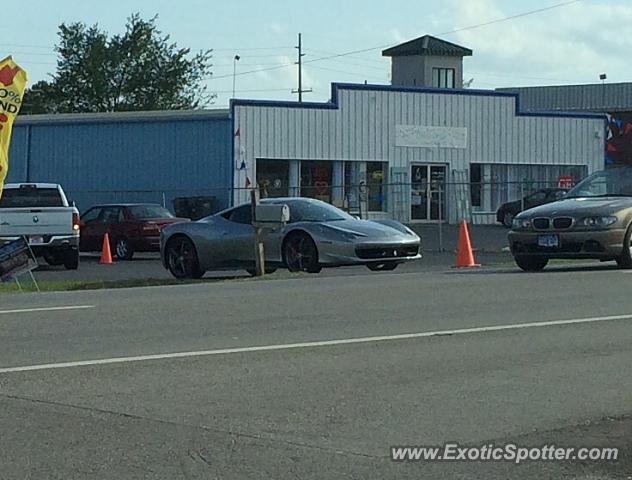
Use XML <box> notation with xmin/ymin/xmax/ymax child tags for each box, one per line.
<box><xmin>160</xmin><ymin>197</ymin><xmax>421</xmax><ymax>278</ymax></box>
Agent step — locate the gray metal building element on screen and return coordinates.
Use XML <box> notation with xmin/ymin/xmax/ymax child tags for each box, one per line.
<box><xmin>8</xmin><ymin>110</ymin><xmax>232</xmax><ymax>214</ymax></box>
<box><xmin>233</xmin><ymin>83</ymin><xmax>605</xmax><ymax>224</ymax></box>
<box><xmin>498</xmin><ymin>82</ymin><xmax>632</xmax><ymax>167</ymax></box>
<box><xmin>497</xmin><ymin>82</ymin><xmax>632</xmax><ymax>113</ymax></box>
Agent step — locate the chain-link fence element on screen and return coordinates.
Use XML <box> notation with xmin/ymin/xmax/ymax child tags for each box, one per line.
<box><xmin>67</xmin><ymin>188</ymin><xmax>233</xmax><ymax>219</ymax></box>
<box><xmin>67</xmin><ymin>179</ymin><xmax>575</xmax><ymax>227</ymax></box>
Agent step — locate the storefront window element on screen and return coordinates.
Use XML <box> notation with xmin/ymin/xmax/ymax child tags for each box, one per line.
<box><xmin>256</xmin><ymin>159</ymin><xmax>290</xmax><ymax>198</ymax></box>
<box><xmin>366</xmin><ymin>162</ymin><xmax>387</xmax><ymax>212</ymax></box>
<box><xmin>480</xmin><ymin>163</ymin><xmax>588</xmax><ymax>211</ymax></box>
<box><xmin>300</xmin><ymin>161</ymin><xmax>333</xmax><ymax>203</ymax></box>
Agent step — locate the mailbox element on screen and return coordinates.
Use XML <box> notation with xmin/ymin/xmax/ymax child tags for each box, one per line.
<box><xmin>254</xmin><ymin>204</ymin><xmax>290</xmax><ymax>225</ymax></box>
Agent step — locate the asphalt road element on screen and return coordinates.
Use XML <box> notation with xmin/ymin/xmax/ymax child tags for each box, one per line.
<box><xmin>32</xmin><ymin>251</ymin><xmax>516</xmax><ymax>283</ymax></box>
<box><xmin>1</xmin><ymin>265</ymin><xmax>632</xmax><ymax>478</ymax></box>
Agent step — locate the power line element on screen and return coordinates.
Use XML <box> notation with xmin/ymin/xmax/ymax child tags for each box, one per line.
<box><xmin>211</xmin><ymin>87</ymin><xmax>300</xmax><ymax>94</ymax></box>
<box><xmin>212</xmin><ymin>46</ymin><xmax>292</xmax><ymax>51</ymax></box>
<box><xmin>304</xmin><ymin>1</ymin><xmax>583</xmax><ymax>66</ymax></box>
<box><xmin>308</xmin><ymin>48</ymin><xmax>387</xmax><ymax>65</ymax></box>
<box><xmin>0</xmin><ymin>43</ymin><xmax>53</xmax><ymax>50</ymax></box>
<box><xmin>207</xmin><ymin>0</ymin><xmax>584</xmax><ymax>81</ymax></box>
<box><xmin>465</xmin><ymin>70</ymin><xmax>592</xmax><ymax>84</ymax></box>
<box><xmin>435</xmin><ymin>0</ymin><xmax>583</xmax><ymax>36</ymax></box>
<box><xmin>306</xmin><ymin>64</ymin><xmax>387</xmax><ymax>83</ymax></box>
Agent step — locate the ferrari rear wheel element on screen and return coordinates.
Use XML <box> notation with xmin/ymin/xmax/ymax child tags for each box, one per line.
<box><xmin>166</xmin><ymin>236</ymin><xmax>205</xmax><ymax>279</ymax></box>
<box><xmin>283</xmin><ymin>233</ymin><xmax>321</xmax><ymax>273</ymax></box>
<box><xmin>367</xmin><ymin>262</ymin><xmax>398</xmax><ymax>271</ymax></box>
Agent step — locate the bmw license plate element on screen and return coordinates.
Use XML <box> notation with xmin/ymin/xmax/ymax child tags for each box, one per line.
<box><xmin>29</xmin><ymin>235</ymin><xmax>44</xmax><ymax>244</ymax></box>
<box><xmin>537</xmin><ymin>234</ymin><xmax>559</xmax><ymax>248</ymax></box>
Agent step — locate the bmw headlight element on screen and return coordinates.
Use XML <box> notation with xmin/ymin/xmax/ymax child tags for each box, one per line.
<box><xmin>579</xmin><ymin>216</ymin><xmax>618</xmax><ymax>228</ymax></box>
<box><xmin>512</xmin><ymin>218</ymin><xmax>532</xmax><ymax>230</ymax></box>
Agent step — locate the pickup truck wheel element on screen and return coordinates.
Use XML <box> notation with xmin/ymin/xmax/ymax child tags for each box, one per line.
<box><xmin>44</xmin><ymin>253</ymin><xmax>64</xmax><ymax>266</ymax></box>
<box><xmin>64</xmin><ymin>249</ymin><xmax>79</xmax><ymax>270</ymax></box>
<box><xmin>115</xmin><ymin>237</ymin><xmax>134</xmax><ymax>260</ymax></box>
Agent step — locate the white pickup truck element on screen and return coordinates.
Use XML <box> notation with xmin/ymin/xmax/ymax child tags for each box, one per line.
<box><xmin>0</xmin><ymin>183</ymin><xmax>80</xmax><ymax>269</ymax></box>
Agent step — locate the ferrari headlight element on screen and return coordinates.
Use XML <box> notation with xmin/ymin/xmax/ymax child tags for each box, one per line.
<box><xmin>579</xmin><ymin>216</ymin><xmax>618</xmax><ymax>228</ymax></box>
<box><xmin>512</xmin><ymin>218</ymin><xmax>532</xmax><ymax>230</ymax></box>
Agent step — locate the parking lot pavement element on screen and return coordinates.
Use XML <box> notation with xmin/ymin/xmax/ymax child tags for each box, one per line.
<box><xmin>1</xmin><ymin>268</ymin><xmax>632</xmax><ymax>478</ymax></box>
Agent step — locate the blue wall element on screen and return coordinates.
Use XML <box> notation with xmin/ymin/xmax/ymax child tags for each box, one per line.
<box><xmin>7</xmin><ymin>113</ymin><xmax>232</xmax><ymax>214</ymax></box>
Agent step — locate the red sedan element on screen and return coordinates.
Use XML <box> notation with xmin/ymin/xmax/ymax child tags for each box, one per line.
<box><xmin>80</xmin><ymin>204</ymin><xmax>188</xmax><ymax>260</ymax></box>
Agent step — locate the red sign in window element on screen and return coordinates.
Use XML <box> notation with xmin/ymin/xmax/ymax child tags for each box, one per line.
<box><xmin>558</xmin><ymin>176</ymin><xmax>574</xmax><ymax>189</ymax></box>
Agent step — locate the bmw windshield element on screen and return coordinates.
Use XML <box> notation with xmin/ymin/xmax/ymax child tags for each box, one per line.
<box><xmin>566</xmin><ymin>167</ymin><xmax>632</xmax><ymax>198</ymax></box>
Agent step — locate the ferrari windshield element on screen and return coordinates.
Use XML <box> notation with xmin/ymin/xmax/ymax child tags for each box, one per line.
<box><xmin>272</xmin><ymin>199</ymin><xmax>353</xmax><ymax>222</ymax></box>
<box><xmin>566</xmin><ymin>167</ymin><xmax>632</xmax><ymax>198</ymax></box>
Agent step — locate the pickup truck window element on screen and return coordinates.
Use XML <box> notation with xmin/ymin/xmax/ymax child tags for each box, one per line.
<box><xmin>0</xmin><ymin>188</ymin><xmax>65</xmax><ymax>208</ymax></box>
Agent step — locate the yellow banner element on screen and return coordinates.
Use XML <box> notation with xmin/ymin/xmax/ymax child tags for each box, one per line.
<box><xmin>0</xmin><ymin>56</ymin><xmax>28</xmax><ymax>199</ymax></box>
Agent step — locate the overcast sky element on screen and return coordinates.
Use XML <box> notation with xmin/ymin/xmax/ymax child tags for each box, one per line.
<box><xmin>4</xmin><ymin>0</ymin><xmax>631</xmax><ymax>108</ymax></box>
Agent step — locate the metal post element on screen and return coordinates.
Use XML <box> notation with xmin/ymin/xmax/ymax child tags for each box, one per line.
<box><xmin>438</xmin><ymin>182</ymin><xmax>443</xmax><ymax>252</ymax></box>
<box><xmin>28</xmin><ymin>269</ymin><xmax>40</xmax><ymax>292</ymax></box>
<box><xmin>162</xmin><ymin>191</ymin><xmax>166</xmax><ymax>209</ymax></box>
<box><xmin>520</xmin><ymin>181</ymin><xmax>525</xmax><ymax>213</ymax></box>
<box><xmin>250</xmin><ymin>189</ymin><xmax>265</xmax><ymax>277</ymax></box>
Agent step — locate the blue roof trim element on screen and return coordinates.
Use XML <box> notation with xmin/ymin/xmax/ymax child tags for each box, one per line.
<box><xmin>231</xmin><ymin>82</ymin><xmax>606</xmax><ymax>120</ymax></box>
<box><xmin>231</xmin><ymin>98</ymin><xmax>337</xmax><ymax>110</ymax></box>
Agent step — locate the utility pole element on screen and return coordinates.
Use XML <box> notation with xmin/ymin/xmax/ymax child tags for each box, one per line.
<box><xmin>232</xmin><ymin>55</ymin><xmax>240</xmax><ymax>99</ymax></box>
<box><xmin>293</xmin><ymin>33</ymin><xmax>312</xmax><ymax>102</ymax></box>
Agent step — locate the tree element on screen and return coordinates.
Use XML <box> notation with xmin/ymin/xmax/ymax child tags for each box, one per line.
<box><xmin>21</xmin><ymin>14</ymin><xmax>214</xmax><ymax>114</ymax></box>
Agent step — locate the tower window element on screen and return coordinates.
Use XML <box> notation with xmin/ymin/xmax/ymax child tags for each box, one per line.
<box><xmin>433</xmin><ymin>68</ymin><xmax>455</xmax><ymax>88</ymax></box>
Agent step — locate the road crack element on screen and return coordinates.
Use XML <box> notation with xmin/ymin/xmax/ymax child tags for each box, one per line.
<box><xmin>0</xmin><ymin>391</ymin><xmax>383</xmax><ymax>461</ymax></box>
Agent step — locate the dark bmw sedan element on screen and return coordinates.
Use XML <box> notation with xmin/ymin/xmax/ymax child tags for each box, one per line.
<box><xmin>80</xmin><ymin>204</ymin><xmax>188</xmax><ymax>260</ymax></box>
<box><xmin>508</xmin><ymin>166</ymin><xmax>632</xmax><ymax>271</ymax></box>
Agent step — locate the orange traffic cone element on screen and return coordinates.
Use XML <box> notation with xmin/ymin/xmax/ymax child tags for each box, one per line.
<box><xmin>99</xmin><ymin>233</ymin><xmax>114</xmax><ymax>264</ymax></box>
<box><xmin>454</xmin><ymin>220</ymin><xmax>480</xmax><ymax>268</ymax></box>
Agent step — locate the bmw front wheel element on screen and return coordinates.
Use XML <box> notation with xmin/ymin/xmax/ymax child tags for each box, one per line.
<box><xmin>514</xmin><ymin>255</ymin><xmax>548</xmax><ymax>272</ymax></box>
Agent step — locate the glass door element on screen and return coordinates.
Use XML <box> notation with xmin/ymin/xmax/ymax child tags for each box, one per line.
<box><xmin>410</xmin><ymin>165</ymin><xmax>428</xmax><ymax>220</ymax></box>
<box><xmin>410</xmin><ymin>164</ymin><xmax>446</xmax><ymax>221</ymax></box>
<box><xmin>429</xmin><ymin>165</ymin><xmax>446</xmax><ymax>221</ymax></box>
